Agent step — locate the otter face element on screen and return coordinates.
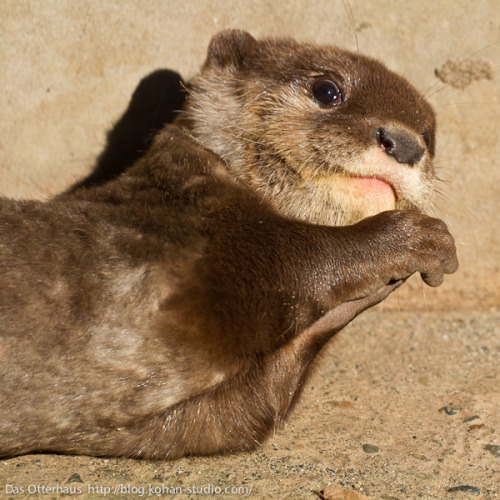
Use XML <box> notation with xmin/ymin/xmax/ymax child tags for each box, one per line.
<box><xmin>185</xmin><ymin>30</ymin><xmax>436</xmax><ymax>226</ymax></box>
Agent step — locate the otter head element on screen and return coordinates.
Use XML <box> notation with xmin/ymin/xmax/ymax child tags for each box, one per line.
<box><xmin>184</xmin><ymin>29</ymin><xmax>436</xmax><ymax>226</ymax></box>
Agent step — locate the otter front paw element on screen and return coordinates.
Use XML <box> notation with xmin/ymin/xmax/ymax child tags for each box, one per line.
<box><xmin>358</xmin><ymin>210</ymin><xmax>459</xmax><ymax>288</ymax></box>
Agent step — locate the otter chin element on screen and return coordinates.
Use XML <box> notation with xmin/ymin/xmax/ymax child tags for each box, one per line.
<box><xmin>336</xmin><ymin>175</ymin><xmax>397</xmax><ymax>215</ymax></box>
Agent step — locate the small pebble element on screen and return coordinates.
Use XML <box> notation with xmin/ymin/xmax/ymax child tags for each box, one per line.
<box><xmin>67</xmin><ymin>473</ymin><xmax>84</xmax><ymax>483</ymax></box>
<box><xmin>315</xmin><ymin>485</ymin><xmax>370</xmax><ymax>500</ymax></box>
<box><xmin>468</xmin><ymin>424</ymin><xmax>485</xmax><ymax>431</ymax></box>
<box><xmin>362</xmin><ymin>444</ymin><xmax>379</xmax><ymax>454</ymax></box>
<box><xmin>483</xmin><ymin>444</ymin><xmax>500</xmax><ymax>457</ymax></box>
<box><xmin>463</xmin><ymin>415</ymin><xmax>480</xmax><ymax>423</ymax></box>
<box><xmin>446</xmin><ymin>485</ymin><xmax>480</xmax><ymax>495</ymax></box>
<box><xmin>439</xmin><ymin>405</ymin><xmax>459</xmax><ymax>416</ymax></box>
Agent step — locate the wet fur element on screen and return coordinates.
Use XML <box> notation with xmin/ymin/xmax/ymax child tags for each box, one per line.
<box><xmin>0</xmin><ymin>30</ymin><xmax>457</xmax><ymax>459</ymax></box>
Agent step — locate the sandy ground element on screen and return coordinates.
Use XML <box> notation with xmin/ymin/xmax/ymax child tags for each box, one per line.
<box><xmin>1</xmin><ymin>308</ymin><xmax>499</xmax><ymax>499</ymax></box>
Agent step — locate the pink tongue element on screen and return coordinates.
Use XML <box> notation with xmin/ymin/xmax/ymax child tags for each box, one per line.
<box><xmin>351</xmin><ymin>177</ymin><xmax>395</xmax><ymax>198</ymax></box>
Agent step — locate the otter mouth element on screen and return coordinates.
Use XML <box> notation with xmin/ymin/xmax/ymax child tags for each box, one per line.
<box><xmin>348</xmin><ymin>176</ymin><xmax>397</xmax><ymax>201</ymax></box>
<box><xmin>333</xmin><ymin>174</ymin><xmax>398</xmax><ymax>216</ymax></box>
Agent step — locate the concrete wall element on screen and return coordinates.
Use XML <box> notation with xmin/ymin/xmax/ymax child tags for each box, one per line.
<box><xmin>1</xmin><ymin>0</ymin><xmax>498</xmax><ymax>308</ymax></box>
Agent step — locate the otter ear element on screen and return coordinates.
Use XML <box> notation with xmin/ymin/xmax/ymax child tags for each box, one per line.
<box><xmin>205</xmin><ymin>29</ymin><xmax>258</xmax><ymax>69</ymax></box>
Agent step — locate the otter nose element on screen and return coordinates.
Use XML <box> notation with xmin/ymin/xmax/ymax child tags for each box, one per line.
<box><xmin>376</xmin><ymin>127</ymin><xmax>425</xmax><ymax>165</ymax></box>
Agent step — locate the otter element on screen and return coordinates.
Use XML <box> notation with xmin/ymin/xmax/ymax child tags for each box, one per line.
<box><xmin>0</xmin><ymin>30</ymin><xmax>457</xmax><ymax>460</ymax></box>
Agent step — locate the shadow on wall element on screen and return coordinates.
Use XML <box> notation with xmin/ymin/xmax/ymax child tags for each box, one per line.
<box><xmin>67</xmin><ymin>69</ymin><xmax>186</xmax><ymax>192</ymax></box>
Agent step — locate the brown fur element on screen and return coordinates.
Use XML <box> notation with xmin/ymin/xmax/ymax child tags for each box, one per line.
<box><xmin>182</xmin><ymin>30</ymin><xmax>436</xmax><ymax>226</ymax></box>
<box><xmin>0</xmin><ymin>30</ymin><xmax>457</xmax><ymax>459</ymax></box>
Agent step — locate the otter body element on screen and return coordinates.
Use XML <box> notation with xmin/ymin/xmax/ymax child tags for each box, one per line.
<box><xmin>0</xmin><ymin>31</ymin><xmax>457</xmax><ymax>459</ymax></box>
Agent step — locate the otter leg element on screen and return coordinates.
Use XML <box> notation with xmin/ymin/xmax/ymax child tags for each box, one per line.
<box><xmin>124</xmin><ymin>284</ymin><xmax>400</xmax><ymax>460</ymax></box>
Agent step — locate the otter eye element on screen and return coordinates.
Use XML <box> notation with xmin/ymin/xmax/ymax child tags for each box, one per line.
<box><xmin>312</xmin><ymin>78</ymin><xmax>342</xmax><ymax>107</ymax></box>
<box><xmin>422</xmin><ymin>131</ymin><xmax>431</xmax><ymax>148</ymax></box>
